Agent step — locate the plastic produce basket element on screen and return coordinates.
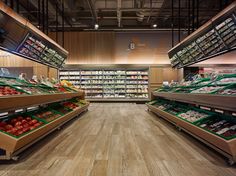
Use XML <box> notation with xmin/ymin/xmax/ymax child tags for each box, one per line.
<box><xmin>194</xmin><ymin>114</ymin><xmax>236</xmax><ymax>140</ymax></box>
<box><xmin>216</xmin><ymin>83</ymin><xmax>236</xmax><ymax>96</ymax></box>
<box><xmin>212</xmin><ymin>74</ymin><xmax>236</xmax><ymax>86</ymax></box>
<box><xmin>49</xmin><ymin>102</ymin><xmax>73</xmax><ymax>115</ymax></box>
<box><xmin>0</xmin><ymin>77</ymin><xmax>25</xmax><ymax>86</ymax></box>
<box><xmin>0</xmin><ymin>112</ymin><xmax>46</xmax><ymax>138</ymax></box>
<box><xmin>0</xmin><ymin>84</ymin><xmax>29</xmax><ymax>95</ymax></box>
<box><xmin>190</xmin><ymin>85</ymin><xmax>226</xmax><ymax>94</ymax></box>
<box><xmin>30</xmin><ymin>108</ymin><xmax>62</xmax><ymax>123</ymax></box>
<box><xmin>11</xmin><ymin>85</ymin><xmax>47</xmax><ymax>95</ymax></box>
<box><xmin>174</xmin><ymin>86</ymin><xmax>201</xmax><ymax>93</ymax></box>
<box><xmin>176</xmin><ymin>106</ymin><xmax>214</xmax><ymax>124</ymax></box>
<box><xmin>164</xmin><ymin>103</ymin><xmax>188</xmax><ymax>116</ymax></box>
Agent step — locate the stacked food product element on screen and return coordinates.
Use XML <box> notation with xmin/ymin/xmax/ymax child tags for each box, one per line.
<box><xmin>0</xmin><ymin>116</ymin><xmax>44</xmax><ymax>137</ymax></box>
<box><xmin>34</xmin><ymin>110</ymin><xmax>61</xmax><ymax>122</ymax></box>
<box><xmin>217</xmin><ymin>87</ymin><xmax>236</xmax><ymax>95</ymax></box>
<box><xmin>14</xmin><ymin>86</ymin><xmax>46</xmax><ymax>94</ymax></box>
<box><xmin>61</xmin><ymin>102</ymin><xmax>78</xmax><ymax>110</ymax></box>
<box><xmin>0</xmin><ymin>86</ymin><xmax>24</xmax><ymax>96</ymax></box>
<box><xmin>0</xmin><ymin>78</ymin><xmax>24</xmax><ymax>85</ymax></box>
<box><xmin>175</xmin><ymin>87</ymin><xmax>196</xmax><ymax>93</ymax></box>
<box><xmin>191</xmin><ymin>86</ymin><xmax>224</xmax><ymax>94</ymax></box>
<box><xmin>195</xmin><ymin>80</ymin><xmax>212</xmax><ymax>86</ymax></box>
<box><xmin>215</xmin><ymin>77</ymin><xmax>236</xmax><ymax>85</ymax></box>
<box><xmin>166</xmin><ymin>106</ymin><xmax>186</xmax><ymax>115</ymax></box>
<box><xmin>178</xmin><ymin>110</ymin><xmax>209</xmax><ymax>122</ymax></box>
<box><xmin>196</xmin><ymin>117</ymin><xmax>236</xmax><ymax>138</ymax></box>
<box><xmin>56</xmin><ymin>86</ymin><xmax>69</xmax><ymax>93</ymax></box>
<box><xmin>153</xmin><ymin>102</ymin><xmax>172</xmax><ymax>110</ymax></box>
<box><xmin>51</xmin><ymin>104</ymin><xmax>72</xmax><ymax>114</ymax></box>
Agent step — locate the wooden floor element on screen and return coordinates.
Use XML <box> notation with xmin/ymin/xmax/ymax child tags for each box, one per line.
<box><xmin>0</xmin><ymin>103</ymin><xmax>236</xmax><ymax>176</ymax></box>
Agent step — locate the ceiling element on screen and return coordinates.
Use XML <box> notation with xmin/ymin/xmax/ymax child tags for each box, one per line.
<box><xmin>1</xmin><ymin>0</ymin><xmax>234</xmax><ymax>31</ymax></box>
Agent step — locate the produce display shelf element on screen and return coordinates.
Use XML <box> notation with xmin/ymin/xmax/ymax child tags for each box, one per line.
<box><xmin>0</xmin><ymin>91</ymin><xmax>84</xmax><ymax>112</ymax></box>
<box><xmin>0</xmin><ymin>103</ymin><xmax>89</xmax><ymax>160</ymax></box>
<box><xmin>153</xmin><ymin>92</ymin><xmax>236</xmax><ymax>112</ymax></box>
<box><xmin>147</xmin><ymin>104</ymin><xmax>236</xmax><ymax>164</ymax></box>
<box><xmin>88</xmin><ymin>98</ymin><xmax>149</xmax><ymax>102</ymax></box>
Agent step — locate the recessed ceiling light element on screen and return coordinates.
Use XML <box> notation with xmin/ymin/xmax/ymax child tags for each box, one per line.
<box><xmin>153</xmin><ymin>24</ymin><xmax>157</xmax><ymax>28</ymax></box>
<box><xmin>94</xmin><ymin>24</ymin><xmax>99</xmax><ymax>29</ymax></box>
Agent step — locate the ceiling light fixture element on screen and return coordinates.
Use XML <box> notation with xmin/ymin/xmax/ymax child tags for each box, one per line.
<box><xmin>153</xmin><ymin>24</ymin><xmax>157</xmax><ymax>28</ymax></box>
<box><xmin>94</xmin><ymin>24</ymin><xmax>99</xmax><ymax>30</ymax></box>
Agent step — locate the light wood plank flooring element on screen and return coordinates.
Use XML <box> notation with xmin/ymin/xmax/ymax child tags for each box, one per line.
<box><xmin>0</xmin><ymin>103</ymin><xmax>235</xmax><ymax>176</ymax></box>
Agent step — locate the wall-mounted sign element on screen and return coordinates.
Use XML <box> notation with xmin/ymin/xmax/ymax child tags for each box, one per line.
<box><xmin>129</xmin><ymin>41</ymin><xmax>135</xmax><ymax>50</ymax></box>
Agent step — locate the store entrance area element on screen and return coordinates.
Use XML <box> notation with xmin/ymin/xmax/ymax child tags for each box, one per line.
<box><xmin>0</xmin><ymin>103</ymin><xmax>235</xmax><ymax>176</ymax></box>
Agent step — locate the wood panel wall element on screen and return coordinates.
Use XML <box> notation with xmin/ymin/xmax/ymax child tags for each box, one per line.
<box><xmin>49</xmin><ymin>31</ymin><xmax>186</xmax><ymax>65</ymax></box>
<box><xmin>0</xmin><ymin>50</ymin><xmax>57</xmax><ymax>79</ymax></box>
<box><xmin>149</xmin><ymin>66</ymin><xmax>182</xmax><ymax>98</ymax></box>
<box><xmin>49</xmin><ymin>32</ymin><xmax>116</xmax><ymax>64</ymax></box>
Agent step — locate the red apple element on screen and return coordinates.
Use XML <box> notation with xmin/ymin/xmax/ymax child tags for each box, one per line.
<box><xmin>29</xmin><ymin>126</ymin><xmax>35</xmax><ymax>130</ymax></box>
<box><xmin>34</xmin><ymin>123</ymin><xmax>41</xmax><ymax>128</ymax></box>
<box><xmin>17</xmin><ymin>116</ymin><xmax>24</xmax><ymax>121</ymax></box>
<box><xmin>6</xmin><ymin>129</ymin><xmax>12</xmax><ymax>133</ymax></box>
<box><xmin>0</xmin><ymin>122</ymin><xmax>7</xmax><ymax>127</ymax></box>
<box><xmin>23</xmin><ymin>124</ymin><xmax>29</xmax><ymax>128</ymax></box>
<box><xmin>26</xmin><ymin>117</ymin><xmax>32</xmax><ymax>121</ymax></box>
<box><xmin>16</xmin><ymin>130</ymin><xmax>23</xmax><ymax>136</ymax></box>
<box><xmin>14</xmin><ymin>121</ymin><xmax>22</xmax><ymax>126</ymax></box>
<box><xmin>31</xmin><ymin>119</ymin><xmax>38</xmax><ymax>124</ymax></box>
<box><xmin>15</xmin><ymin>125</ymin><xmax>23</xmax><ymax>130</ymax></box>
<box><xmin>11</xmin><ymin>127</ymin><xmax>17</xmax><ymax>134</ymax></box>
<box><xmin>0</xmin><ymin>127</ymin><xmax>5</xmax><ymax>131</ymax></box>
<box><xmin>5</xmin><ymin>124</ymin><xmax>13</xmax><ymax>130</ymax></box>
<box><xmin>10</xmin><ymin>119</ymin><xmax>17</xmax><ymax>124</ymax></box>
<box><xmin>22</xmin><ymin>127</ymin><xmax>29</xmax><ymax>133</ymax></box>
<box><xmin>21</xmin><ymin>120</ymin><xmax>27</xmax><ymax>124</ymax></box>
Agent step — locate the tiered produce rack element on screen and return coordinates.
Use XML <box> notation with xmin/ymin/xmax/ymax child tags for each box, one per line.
<box><xmin>148</xmin><ymin>81</ymin><xmax>236</xmax><ymax>165</ymax></box>
<box><xmin>0</xmin><ymin>90</ymin><xmax>89</xmax><ymax>160</ymax></box>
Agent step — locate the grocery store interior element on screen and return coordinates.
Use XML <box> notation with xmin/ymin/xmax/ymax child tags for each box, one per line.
<box><xmin>0</xmin><ymin>0</ymin><xmax>236</xmax><ymax>175</ymax></box>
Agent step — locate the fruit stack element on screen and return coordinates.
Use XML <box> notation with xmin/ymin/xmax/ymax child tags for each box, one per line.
<box><xmin>217</xmin><ymin>87</ymin><xmax>236</xmax><ymax>95</ymax></box>
<box><xmin>191</xmin><ymin>86</ymin><xmax>224</xmax><ymax>94</ymax></box>
<box><xmin>62</xmin><ymin>102</ymin><xmax>78</xmax><ymax>110</ymax></box>
<box><xmin>15</xmin><ymin>86</ymin><xmax>46</xmax><ymax>94</ymax></box>
<box><xmin>34</xmin><ymin>110</ymin><xmax>61</xmax><ymax>122</ymax></box>
<box><xmin>0</xmin><ymin>86</ymin><xmax>24</xmax><ymax>96</ymax></box>
<box><xmin>196</xmin><ymin>117</ymin><xmax>236</xmax><ymax>138</ymax></box>
<box><xmin>166</xmin><ymin>106</ymin><xmax>186</xmax><ymax>115</ymax></box>
<box><xmin>0</xmin><ymin>116</ymin><xmax>44</xmax><ymax>137</ymax></box>
<box><xmin>51</xmin><ymin>104</ymin><xmax>72</xmax><ymax>114</ymax></box>
<box><xmin>56</xmin><ymin>86</ymin><xmax>68</xmax><ymax>93</ymax></box>
<box><xmin>178</xmin><ymin>110</ymin><xmax>209</xmax><ymax>122</ymax></box>
<box><xmin>0</xmin><ymin>78</ymin><xmax>23</xmax><ymax>85</ymax></box>
<box><xmin>215</xmin><ymin>77</ymin><xmax>236</xmax><ymax>85</ymax></box>
<box><xmin>153</xmin><ymin>102</ymin><xmax>172</xmax><ymax>110</ymax></box>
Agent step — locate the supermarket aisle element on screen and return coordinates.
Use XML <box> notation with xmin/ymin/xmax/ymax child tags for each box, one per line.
<box><xmin>0</xmin><ymin>103</ymin><xmax>235</xmax><ymax>176</ymax></box>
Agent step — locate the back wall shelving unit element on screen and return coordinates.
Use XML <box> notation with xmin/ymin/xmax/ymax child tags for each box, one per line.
<box><xmin>59</xmin><ymin>65</ymin><xmax>150</xmax><ymax>101</ymax></box>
